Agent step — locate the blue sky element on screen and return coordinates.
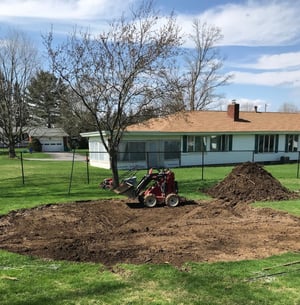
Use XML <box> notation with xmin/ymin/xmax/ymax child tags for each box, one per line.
<box><xmin>0</xmin><ymin>0</ymin><xmax>300</xmax><ymax>112</ymax></box>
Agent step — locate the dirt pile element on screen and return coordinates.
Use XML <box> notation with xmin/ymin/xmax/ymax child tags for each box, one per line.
<box><xmin>207</xmin><ymin>162</ymin><xmax>297</xmax><ymax>204</ymax></box>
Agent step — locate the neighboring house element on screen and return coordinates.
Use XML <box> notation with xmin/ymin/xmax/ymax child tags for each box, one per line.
<box><xmin>81</xmin><ymin>103</ymin><xmax>300</xmax><ymax>169</ymax></box>
<box><xmin>29</xmin><ymin>127</ymin><xmax>69</xmax><ymax>152</ymax></box>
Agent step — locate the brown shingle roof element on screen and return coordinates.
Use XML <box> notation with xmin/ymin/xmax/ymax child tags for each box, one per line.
<box><xmin>126</xmin><ymin>111</ymin><xmax>300</xmax><ymax>134</ymax></box>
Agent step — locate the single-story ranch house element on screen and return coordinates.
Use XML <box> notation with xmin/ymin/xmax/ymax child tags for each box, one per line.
<box><xmin>81</xmin><ymin>103</ymin><xmax>300</xmax><ymax>169</ymax></box>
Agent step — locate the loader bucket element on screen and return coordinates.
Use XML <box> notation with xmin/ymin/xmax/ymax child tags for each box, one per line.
<box><xmin>113</xmin><ymin>182</ymin><xmax>136</xmax><ymax>198</ymax></box>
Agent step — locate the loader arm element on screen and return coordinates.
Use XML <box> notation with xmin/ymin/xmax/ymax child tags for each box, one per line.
<box><xmin>135</xmin><ymin>173</ymin><xmax>161</xmax><ymax>195</ymax></box>
<box><xmin>113</xmin><ymin>171</ymin><xmax>163</xmax><ymax>198</ymax></box>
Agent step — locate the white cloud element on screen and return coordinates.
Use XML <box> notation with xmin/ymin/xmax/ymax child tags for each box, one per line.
<box><xmin>2</xmin><ymin>1</ymin><xmax>300</xmax><ymax>48</ymax></box>
<box><xmin>179</xmin><ymin>0</ymin><xmax>300</xmax><ymax>47</ymax></box>
<box><xmin>0</xmin><ymin>0</ymin><xmax>135</xmax><ymax>20</ymax></box>
<box><xmin>230</xmin><ymin>70</ymin><xmax>300</xmax><ymax>87</ymax></box>
<box><xmin>235</xmin><ymin>98</ymin><xmax>268</xmax><ymax>111</ymax></box>
<box><xmin>232</xmin><ymin>52</ymin><xmax>300</xmax><ymax>70</ymax></box>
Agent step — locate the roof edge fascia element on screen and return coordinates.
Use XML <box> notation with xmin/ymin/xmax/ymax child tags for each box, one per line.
<box><xmin>81</xmin><ymin>130</ymin><xmax>300</xmax><ymax>138</ymax></box>
<box><xmin>80</xmin><ymin>131</ymin><xmax>108</xmax><ymax>137</ymax></box>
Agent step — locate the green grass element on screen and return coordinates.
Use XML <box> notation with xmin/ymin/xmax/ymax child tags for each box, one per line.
<box><xmin>251</xmin><ymin>163</ymin><xmax>300</xmax><ymax>215</ymax></box>
<box><xmin>1</xmin><ymin>148</ymin><xmax>54</xmax><ymax>159</ymax></box>
<box><xmin>1</xmin><ymin>153</ymin><xmax>300</xmax><ymax>304</ymax></box>
<box><xmin>0</xmin><ymin>153</ymin><xmax>113</xmax><ymax>215</ymax></box>
<box><xmin>253</xmin><ymin>199</ymin><xmax>300</xmax><ymax>216</ymax></box>
<box><xmin>1</xmin><ymin>154</ymin><xmax>229</xmax><ymax>214</ymax></box>
<box><xmin>1</xmin><ymin>251</ymin><xmax>300</xmax><ymax>305</ymax></box>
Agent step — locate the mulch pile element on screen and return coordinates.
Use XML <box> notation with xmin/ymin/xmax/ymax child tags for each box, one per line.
<box><xmin>207</xmin><ymin>162</ymin><xmax>298</xmax><ymax>204</ymax></box>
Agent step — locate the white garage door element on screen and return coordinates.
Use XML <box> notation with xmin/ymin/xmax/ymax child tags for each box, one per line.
<box><xmin>41</xmin><ymin>137</ymin><xmax>64</xmax><ymax>152</ymax></box>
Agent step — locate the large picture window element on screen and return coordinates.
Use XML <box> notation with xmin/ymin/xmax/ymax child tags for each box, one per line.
<box><xmin>210</xmin><ymin>135</ymin><xmax>232</xmax><ymax>152</ymax></box>
<box><xmin>255</xmin><ymin>135</ymin><xmax>278</xmax><ymax>153</ymax></box>
<box><xmin>182</xmin><ymin>135</ymin><xmax>206</xmax><ymax>152</ymax></box>
<box><xmin>285</xmin><ymin>134</ymin><xmax>298</xmax><ymax>152</ymax></box>
<box><xmin>118</xmin><ymin>142</ymin><xmax>146</xmax><ymax>161</ymax></box>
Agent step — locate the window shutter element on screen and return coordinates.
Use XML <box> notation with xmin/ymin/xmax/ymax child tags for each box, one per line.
<box><xmin>275</xmin><ymin>135</ymin><xmax>279</xmax><ymax>153</ymax></box>
<box><xmin>229</xmin><ymin>135</ymin><xmax>233</xmax><ymax>151</ymax></box>
<box><xmin>182</xmin><ymin>135</ymin><xmax>187</xmax><ymax>153</ymax></box>
<box><xmin>221</xmin><ymin>135</ymin><xmax>225</xmax><ymax>151</ymax></box>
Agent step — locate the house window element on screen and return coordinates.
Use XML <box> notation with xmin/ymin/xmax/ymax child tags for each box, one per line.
<box><xmin>210</xmin><ymin>135</ymin><xmax>232</xmax><ymax>152</ymax></box>
<box><xmin>118</xmin><ymin>142</ymin><xmax>146</xmax><ymax>161</ymax></box>
<box><xmin>286</xmin><ymin>134</ymin><xmax>298</xmax><ymax>152</ymax></box>
<box><xmin>164</xmin><ymin>141</ymin><xmax>180</xmax><ymax>159</ymax></box>
<box><xmin>182</xmin><ymin>136</ymin><xmax>206</xmax><ymax>152</ymax></box>
<box><xmin>255</xmin><ymin>135</ymin><xmax>278</xmax><ymax>153</ymax></box>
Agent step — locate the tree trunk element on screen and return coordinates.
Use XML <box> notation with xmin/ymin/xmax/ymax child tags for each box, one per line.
<box><xmin>110</xmin><ymin>149</ymin><xmax>120</xmax><ymax>188</ymax></box>
<box><xmin>8</xmin><ymin>144</ymin><xmax>16</xmax><ymax>158</ymax></box>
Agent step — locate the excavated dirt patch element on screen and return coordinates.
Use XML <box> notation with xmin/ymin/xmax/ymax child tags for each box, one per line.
<box><xmin>1</xmin><ymin>162</ymin><xmax>300</xmax><ymax>267</ymax></box>
<box><xmin>1</xmin><ymin>199</ymin><xmax>300</xmax><ymax>267</ymax></box>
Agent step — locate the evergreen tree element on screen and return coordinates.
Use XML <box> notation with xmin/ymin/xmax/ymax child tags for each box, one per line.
<box><xmin>27</xmin><ymin>70</ymin><xmax>66</xmax><ymax>128</ymax></box>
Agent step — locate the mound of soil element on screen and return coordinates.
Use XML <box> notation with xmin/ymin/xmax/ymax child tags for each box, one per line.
<box><xmin>1</xmin><ymin>199</ymin><xmax>300</xmax><ymax>267</ymax></box>
<box><xmin>207</xmin><ymin>162</ymin><xmax>297</xmax><ymax>204</ymax></box>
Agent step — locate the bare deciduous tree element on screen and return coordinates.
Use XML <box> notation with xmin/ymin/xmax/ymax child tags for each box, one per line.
<box><xmin>164</xmin><ymin>19</ymin><xmax>232</xmax><ymax>111</ymax></box>
<box><xmin>278</xmin><ymin>102</ymin><xmax>299</xmax><ymax>113</ymax></box>
<box><xmin>0</xmin><ymin>30</ymin><xmax>38</xmax><ymax>158</ymax></box>
<box><xmin>184</xmin><ymin>20</ymin><xmax>232</xmax><ymax>111</ymax></box>
<box><xmin>44</xmin><ymin>1</ymin><xmax>181</xmax><ymax>186</ymax></box>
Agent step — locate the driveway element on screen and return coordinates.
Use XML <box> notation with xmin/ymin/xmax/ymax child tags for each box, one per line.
<box><xmin>24</xmin><ymin>152</ymin><xmax>87</xmax><ymax>161</ymax></box>
<box><xmin>47</xmin><ymin>152</ymin><xmax>87</xmax><ymax>161</ymax></box>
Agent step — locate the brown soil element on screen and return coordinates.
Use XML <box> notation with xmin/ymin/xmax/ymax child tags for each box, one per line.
<box><xmin>1</xmin><ymin>162</ymin><xmax>300</xmax><ymax>267</ymax></box>
<box><xmin>207</xmin><ymin>162</ymin><xmax>297</xmax><ymax>204</ymax></box>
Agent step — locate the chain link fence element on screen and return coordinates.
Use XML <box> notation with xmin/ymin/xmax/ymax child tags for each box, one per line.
<box><xmin>87</xmin><ymin>149</ymin><xmax>300</xmax><ymax>179</ymax></box>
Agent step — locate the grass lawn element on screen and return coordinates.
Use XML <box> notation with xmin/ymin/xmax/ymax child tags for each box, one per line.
<box><xmin>1</xmin><ymin>153</ymin><xmax>300</xmax><ymax>304</ymax></box>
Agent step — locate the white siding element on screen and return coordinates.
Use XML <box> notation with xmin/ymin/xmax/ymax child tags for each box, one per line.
<box><xmin>88</xmin><ymin>138</ymin><xmax>110</xmax><ymax>169</ymax></box>
<box><xmin>85</xmin><ymin>133</ymin><xmax>300</xmax><ymax>169</ymax></box>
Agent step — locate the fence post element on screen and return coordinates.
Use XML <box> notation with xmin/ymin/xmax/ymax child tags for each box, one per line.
<box><xmin>297</xmin><ymin>151</ymin><xmax>300</xmax><ymax>179</ymax></box>
<box><xmin>20</xmin><ymin>152</ymin><xmax>25</xmax><ymax>185</ymax></box>
<box><xmin>68</xmin><ymin>149</ymin><xmax>76</xmax><ymax>195</ymax></box>
<box><xmin>86</xmin><ymin>152</ymin><xmax>90</xmax><ymax>184</ymax></box>
<box><xmin>201</xmin><ymin>150</ymin><xmax>204</xmax><ymax>180</ymax></box>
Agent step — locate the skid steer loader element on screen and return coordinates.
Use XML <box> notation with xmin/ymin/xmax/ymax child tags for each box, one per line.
<box><xmin>113</xmin><ymin>168</ymin><xmax>181</xmax><ymax>207</ymax></box>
